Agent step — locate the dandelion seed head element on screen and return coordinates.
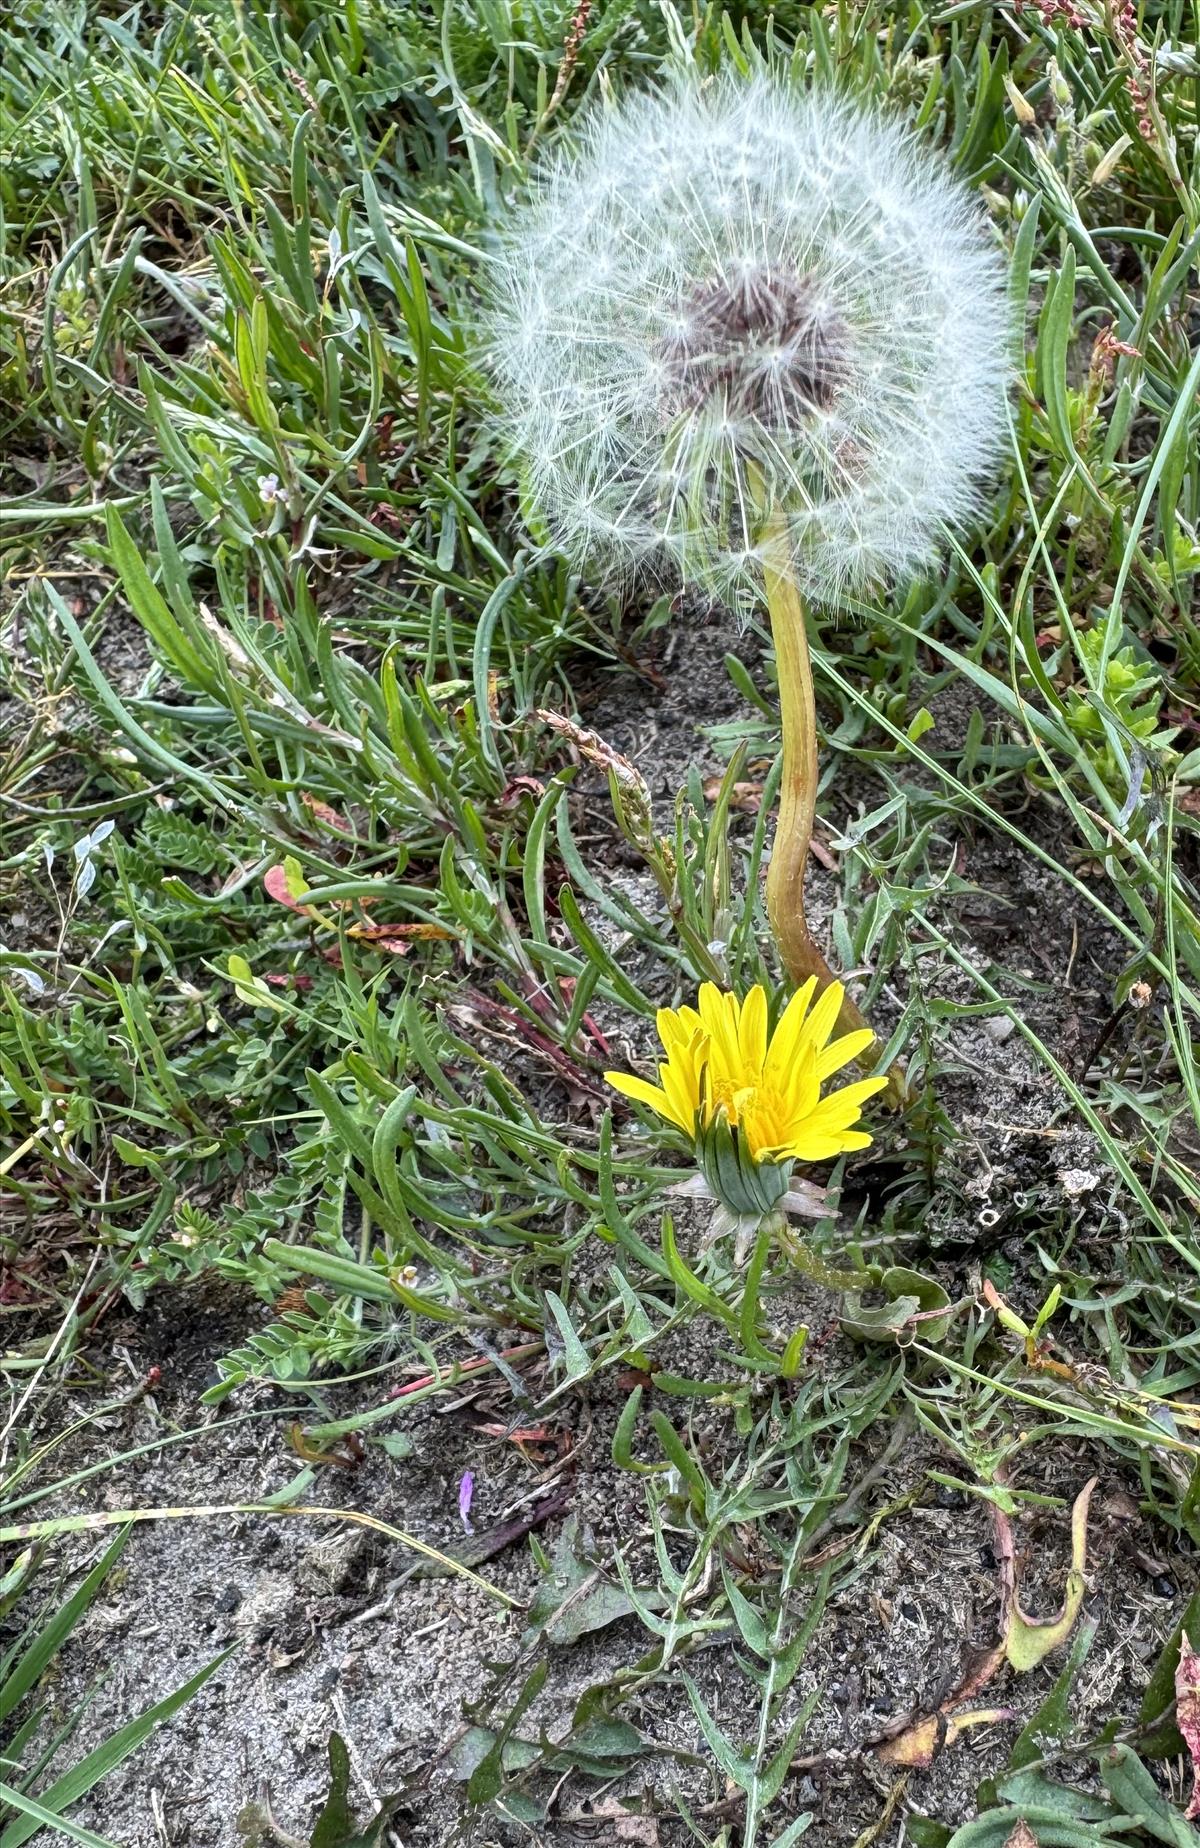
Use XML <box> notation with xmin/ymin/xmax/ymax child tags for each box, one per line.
<box><xmin>482</xmin><ymin>73</ymin><xmax>1010</xmax><ymax>606</ymax></box>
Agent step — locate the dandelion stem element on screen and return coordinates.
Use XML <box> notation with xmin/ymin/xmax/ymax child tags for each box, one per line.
<box><xmin>761</xmin><ymin>509</ymin><xmax>905</xmax><ymax>1101</ymax></box>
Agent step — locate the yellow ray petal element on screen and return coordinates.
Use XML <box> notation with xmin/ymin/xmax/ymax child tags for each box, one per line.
<box><xmin>762</xmin><ymin>976</ymin><xmax>818</xmax><ymax>1086</ymax></box>
<box><xmin>737</xmin><ymin>984</ymin><xmax>769</xmax><ymax>1073</ymax></box>
<box><xmin>660</xmin><ymin>1053</ymin><xmax>702</xmax><ymax>1134</ymax></box>
<box><xmin>658</xmin><ymin>1004</ymin><xmax>703</xmax><ymax>1057</ymax></box>
<box><xmin>775</xmin><ymin>1042</ymin><xmax>821</xmax><ymax>1125</ymax></box>
<box><xmin>656</xmin><ymin>1006</ymin><xmax>683</xmax><ymax>1049</ymax></box>
<box><xmin>799</xmin><ymin>981</ymin><xmax>846</xmax><ymax>1056</ymax></box>
<box><xmin>786</xmin><ymin>1125</ymin><xmax>875</xmax><ymax>1161</ymax></box>
<box><xmin>816</xmin><ymin>1074</ymin><xmax>889</xmax><ymax>1113</ymax></box>
<box><xmin>816</xmin><ymin>1027</ymin><xmax>877</xmax><ymax>1081</ymax></box>
<box><xmin>605</xmin><ymin>1070</ymin><xmax>692</xmax><ymax>1135</ymax></box>
<box><xmin>736</xmin><ymin>1101</ymin><xmax>774</xmax><ymax>1160</ymax></box>
<box><xmin>786</xmin><ymin>1076</ymin><xmax>888</xmax><ymax>1144</ymax></box>
<box><xmin>698</xmin><ymin>983</ymin><xmax>743</xmax><ymax>1076</ymax></box>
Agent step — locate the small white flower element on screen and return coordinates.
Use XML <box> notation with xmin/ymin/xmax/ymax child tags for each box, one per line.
<box><xmin>482</xmin><ymin>73</ymin><xmax>1010</xmax><ymax>609</ymax></box>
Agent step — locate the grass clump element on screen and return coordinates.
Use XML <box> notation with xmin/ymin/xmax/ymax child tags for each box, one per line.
<box><xmin>4</xmin><ymin>0</ymin><xmax>1200</xmax><ymax>1843</ymax></box>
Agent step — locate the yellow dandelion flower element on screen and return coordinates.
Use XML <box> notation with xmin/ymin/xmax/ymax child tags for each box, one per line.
<box><xmin>605</xmin><ymin>981</ymin><xmax>886</xmax><ymax>1214</ymax></box>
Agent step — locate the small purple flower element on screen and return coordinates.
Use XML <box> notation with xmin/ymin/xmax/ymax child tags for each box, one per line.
<box><xmin>458</xmin><ymin>1470</ymin><xmax>475</xmax><ymax>1534</ymax></box>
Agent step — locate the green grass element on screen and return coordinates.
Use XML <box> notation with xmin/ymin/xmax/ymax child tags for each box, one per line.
<box><xmin>4</xmin><ymin>0</ymin><xmax>1200</xmax><ymax>1841</ymax></box>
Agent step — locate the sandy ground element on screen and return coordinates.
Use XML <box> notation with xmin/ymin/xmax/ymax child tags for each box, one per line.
<box><xmin>9</xmin><ymin>594</ymin><xmax>1195</xmax><ymax>1847</ymax></box>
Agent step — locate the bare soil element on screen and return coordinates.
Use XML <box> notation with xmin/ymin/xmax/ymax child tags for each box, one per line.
<box><xmin>22</xmin><ymin>1313</ymin><xmax>1189</xmax><ymax>1847</ymax></box>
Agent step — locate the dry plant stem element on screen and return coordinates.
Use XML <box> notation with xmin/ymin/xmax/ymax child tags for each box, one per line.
<box><xmin>761</xmin><ymin>512</ymin><xmax>904</xmax><ymax>1100</ymax></box>
<box><xmin>761</xmin><ymin>512</ymin><xmax>868</xmax><ymax>1034</ymax></box>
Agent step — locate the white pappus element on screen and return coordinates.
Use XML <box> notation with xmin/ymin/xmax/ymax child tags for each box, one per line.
<box><xmin>481</xmin><ymin>72</ymin><xmax>1011</xmax><ymax>611</ymax></box>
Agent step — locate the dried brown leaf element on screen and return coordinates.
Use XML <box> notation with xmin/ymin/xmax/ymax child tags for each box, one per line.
<box><xmin>876</xmin><ymin>1706</ymin><xmax>1012</xmax><ymax>1767</ymax></box>
<box><xmin>300</xmin><ymin>793</ymin><xmax>352</xmax><ymax>833</ymax></box>
<box><xmin>579</xmin><ymin>1801</ymin><xmax>660</xmax><ymax>1845</ymax></box>
<box><xmin>701</xmin><ymin>776</ymin><xmax>764</xmax><ymax>813</ymax></box>
<box><xmin>1176</xmin><ymin>1632</ymin><xmax>1200</xmax><ymax>1818</ymax></box>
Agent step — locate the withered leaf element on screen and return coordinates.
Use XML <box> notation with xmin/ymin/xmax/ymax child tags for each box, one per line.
<box><xmin>1004</xmin><ymin>1478</ymin><xmax>1095</xmax><ymax>1673</ymax></box>
<box><xmin>876</xmin><ymin>1706</ymin><xmax>1012</xmax><ymax>1767</ymax></box>
<box><xmin>1176</xmin><ymin>1632</ymin><xmax>1200</xmax><ymax>1818</ymax></box>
